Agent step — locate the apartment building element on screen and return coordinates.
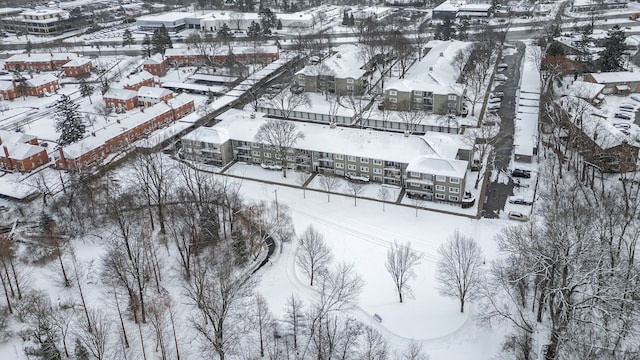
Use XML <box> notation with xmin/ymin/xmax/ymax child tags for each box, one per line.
<box><xmin>0</xmin><ymin>81</ymin><xmax>17</xmax><ymax>100</ymax></box>
<box><xmin>25</xmin><ymin>73</ymin><xmax>59</xmax><ymax>96</ymax></box>
<box><xmin>181</xmin><ymin>109</ymin><xmax>471</xmax><ymax>204</ymax></box>
<box><xmin>62</xmin><ymin>58</ymin><xmax>93</xmax><ymax>78</ymax></box>
<box><xmin>137</xmin><ymin>86</ymin><xmax>174</xmax><ymax>107</ymax></box>
<box><xmin>55</xmin><ymin>94</ymin><xmax>195</xmax><ymax>171</ymax></box>
<box><xmin>142</xmin><ymin>54</ymin><xmax>168</xmax><ymax>76</ymax></box>
<box><xmin>384</xmin><ymin>40</ymin><xmax>470</xmax><ymax>115</ymax></box>
<box><xmin>103</xmin><ymin>88</ymin><xmax>138</xmax><ymax>111</ymax></box>
<box><xmin>119</xmin><ymin>71</ymin><xmax>155</xmax><ymax>91</ymax></box>
<box><xmin>164</xmin><ymin>46</ymin><xmax>279</xmax><ymax>67</ymax></box>
<box><xmin>2</xmin><ymin>9</ymin><xmax>74</xmax><ymax>35</ymax></box>
<box><xmin>583</xmin><ymin>72</ymin><xmax>640</xmax><ymax>95</ymax></box>
<box><xmin>295</xmin><ymin>44</ymin><xmax>369</xmax><ymax>95</ymax></box>
<box><xmin>4</xmin><ymin>53</ymin><xmax>84</xmax><ymax>72</ymax></box>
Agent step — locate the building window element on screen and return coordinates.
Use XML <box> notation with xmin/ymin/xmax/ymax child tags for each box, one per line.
<box><xmin>252</xmin><ymin>151</ymin><xmax>261</xmax><ymax>156</ymax></box>
<box><xmin>347</xmin><ymin>78</ymin><xmax>354</xmax><ymax>84</ymax></box>
<box><xmin>450</xmin><ymin>177</ymin><xmax>460</xmax><ymax>184</ymax></box>
<box><xmin>435</xmin><ymin>193</ymin><xmax>445</xmax><ymax>200</ymax></box>
<box><xmin>346</xmin><ymin>85</ymin><xmax>354</xmax><ymax>90</ymax></box>
<box><xmin>275</xmin><ymin>154</ymin><xmax>281</xmax><ymax>160</ymax></box>
<box><xmin>373</xmin><ymin>159</ymin><xmax>382</xmax><ymax>165</ymax></box>
<box><xmin>335</xmin><ymin>154</ymin><xmax>344</xmax><ymax>160</ymax></box>
<box><xmin>264</xmin><ymin>152</ymin><xmax>271</xmax><ymax>158</ymax></box>
<box><xmin>347</xmin><ymin>156</ymin><xmax>356</xmax><ymax>162</ymax></box>
<box><xmin>360</xmin><ymin>166</ymin><xmax>369</xmax><ymax>172</ymax></box>
<box><xmin>435</xmin><ymin>185</ymin><xmax>445</xmax><ymax>192</ymax></box>
<box><xmin>448</xmin><ymin>94</ymin><xmax>457</xmax><ymax>101</ymax></box>
<box><xmin>449</xmin><ymin>195</ymin><xmax>459</xmax><ymax>202</ymax></box>
<box><xmin>373</xmin><ymin>168</ymin><xmax>382</xmax><ymax>174</ymax></box>
<box><xmin>449</xmin><ymin>187</ymin><xmax>459</xmax><ymax>194</ymax></box>
<box><xmin>436</xmin><ymin>175</ymin><xmax>446</xmax><ymax>182</ymax></box>
<box><xmin>336</xmin><ymin>163</ymin><xmax>344</xmax><ymax>169</ymax></box>
<box><xmin>360</xmin><ymin>157</ymin><xmax>369</xmax><ymax>163</ymax></box>
<box><xmin>252</xmin><ymin>143</ymin><xmax>260</xmax><ymax>148</ymax></box>
<box><xmin>410</xmin><ymin>171</ymin><xmax>421</xmax><ymax>178</ymax></box>
<box><xmin>348</xmin><ymin>164</ymin><xmax>356</xmax><ymax>171</ymax></box>
<box><xmin>413</xmin><ymin>90</ymin><xmax>423</xmax><ymax>96</ymax></box>
<box><xmin>389</xmin><ymin>97</ymin><xmax>397</xmax><ymax>103</ymax></box>
<box><xmin>373</xmin><ymin>175</ymin><xmax>382</xmax><ymax>182</ymax></box>
<box><xmin>389</xmin><ymin>90</ymin><xmax>397</xmax><ymax>96</ymax></box>
<box><xmin>297</xmin><ymin>74</ymin><xmax>304</xmax><ymax>79</ymax></box>
<box><xmin>252</xmin><ymin>157</ymin><xmax>261</xmax><ymax>163</ymax></box>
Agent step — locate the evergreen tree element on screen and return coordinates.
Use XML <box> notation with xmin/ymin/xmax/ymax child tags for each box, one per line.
<box><xmin>259</xmin><ymin>7</ymin><xmax>278</xmax><ymax>32</ymax></box>
<box><xmin>546</xmin><ymin>41</ymin><xmax>565</xmax><ymax>57</ymax></box>
<box><xmin>350</xmin><ymin>13</ymin><xmax>355</xmax><ymax>26</ymax></box>
<box><xmin>26</xmin><ymin>40</ymin><xmax>32</xmax><ymax>54</ymax></box>
<box><xmin>343</xmin><ymin>10</ymin><xmax>349</xmax><ymax>25</ymax></box>
<box><xmin>231</xmin><ymin>229</ymin><xmax>248</xmax><ymax>266</ymax></box>
<box><xmin>277</xmin><ymin>19</ymin><xmax>283</xmax><ymax>30</ymax></box>
<box><xmin>142</xmin><ymin>34</ymin><xmax>152</xmax><ymax>57</ymax></box>
<box><xmin>217</xmin><ymin>23</ymin><xmax>232</xmax><ymax>43</ymax></box>
<box><xmin>151</xmin><ymin>24</ymin><xmax>172</xmax><ymax>55</ymax></box>
<box><xmin>55</xmin><ymin>95</ymin><xmax>86</xmax><ymax>146</ymax></box>
<box><xmin>14</xmin><ymin>70</ymin><xmax>28</xmax><ymax>100</ymax></box>
<box><xmin>122</xmin><ymin>29</ymin><xmax>134</xmax><ymax>47</ymax></box>
<box><xmin>247</xmin><ymin>21</ymin><xmax>262</xmax><ymax>40</ymax></box>
<box><xmin>79</xmin><ymin>78</ymin><xmax>94</xmax><ymax>104</ymax></box>
<box><xmin>198</xmin><ymin>205</ymin><xmax>220</xmax><ymax>245</ymax></box>
<box><xmin>600</xmin><ymin>25</ymin><xmax>626</xmax><ymax>72</ymax></box>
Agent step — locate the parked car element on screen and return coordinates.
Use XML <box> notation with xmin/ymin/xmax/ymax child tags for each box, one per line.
<box><xmin>497</xmin><ymin>63</ymin><xmax>508</xmax><ymax>70</ymax></box>
<box><xmin>495</xmin><ymin>74</ymin><xmax>508</xmax><ymax>81</ymax></box>
<box><xmin>614</xmin><ymin>123</ymin><xmax>631</xmax><ymax>130</ymax></box>
<box><xmin>508</xmin><ymin>211</ymin><xmax>528</xmax><ymax>222</ymax></box>
<box><xmin>487</xmin><ymin>102</ymin><xmax>502</xmax><ymax>110</ymax></box>
<box><xmin>619</xmin><ymin>104</ymin><xmax>635</xmax><ymax>111</ymax></box>
<box><xmin>511</xmin><ymin>169</ymin><xmax>532</xmax><ymax>178</ymax></box>
<box><xmin>630</xmin><ymin>94</ymin><xmax>640</xmax><ymax>103</ymax></box>
<box><xmin>489</xmin><ymin>96</ymin><xmax>502</xmax><ymax>103</ymax></box>
<box><xmin>493</xmin><ymin>91</ymin><xmax>505</xmax><ymax>98</ymax></box>
<box><xmin>508</xmin><ymin>196</ymin><xmax>533</xmax><ymax>205</ymax></box>
<box><xmin>615</xmin><ymin>112</ymin><xmax>632</xmax><ymax>120</ymax></box>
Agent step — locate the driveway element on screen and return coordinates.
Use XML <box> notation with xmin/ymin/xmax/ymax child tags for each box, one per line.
<box><xmin>483</xmin><ymin>42</ymin><xmax>526</xmax><ymax>219</ymax></box>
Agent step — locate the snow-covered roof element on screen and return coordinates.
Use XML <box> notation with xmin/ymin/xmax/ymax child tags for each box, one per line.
<box><xmin>164</xmin><ymin>45</ymin><xmax>278</xmax><ymax>57</ymax></box>
<box><xmin>103</xmin><ymin>88</ymin><xmax>137</xmax><ymax>101</ymax></box>
<box><xmin>2</xmin><ymin>142</ymin><xmax>45</xmax><ymax>160</ymax></box>
<box><xmin>137</xmin><ymin>86</ymin><xmax>173</xmax><ymax>99</ymax></box>
<box><xmin>137</xmin><ymin>11</ymin><xmax>192</xmax><ymax>22</ymax></box>
<box><xmin>207</xmin><ymin>109</ymin><xmax>465</xmax><ymax>165</ymax></box>
<box><xmin>0</xmin><ymin>81</ymin><xmax>14</xmax><ymax>91</ymax></box>
<box><xmin>385</xmin><ymin>40</ymin><xmax>470</xmax><ymax>95</ymax></box>
<box><xmin>406</xmin><ymin>155</ymin><xmax>468</xmax><ymax>179</ymax></box>
<box><xmin>117</xmin><ymin>70</ymin><xmax>154</xmax><ymax>88</ymax></box>
<box><xmin>5</xmin><ymin>52</ymin><xmax>78</xmax><ymax>63</ymax></box>
<box><xmin>26</xmin><ymin>73</ymin><xmax>58</xmax><ymax>87</ymax></box>
<box><xmin>296</xmin><ymin>44</ymin><xmax>366</xmax><ymax>79</ymax></box>
<box><xmin>182</xmin><ymin>126</ymin><xmax>229</xmax><ymax>145</ymax></box>
<box><xmin>423</xmin><ymin>132</ymin><xmax>471</xmax><ymax>159</ymax></box>
<box><xmin>57</xmin><ymin>93</ymin><xmax>194</xmax><ymax>159</ymax></box>
<box><xmin>0</xmin><ymin>130</ymin><xmax>36</xmax><ymax>145</ymax></box>
<box><xmin>565</xmin><ymin>80</ymin><xmax>605</xmax><ymax>100</ymax></box>
<box><xmin>143</xmin><ymin>53</ymin><xmax>165</xmax><ymax>65</ymax></box>
<box><xmin>62</xmin><ymin>58</ymin><xmax>91</xmax><ymax>68</ymax></box>
<box><xmin>587</xmin><ymin>71</ymin><xmax>640</xmax><ymax>84</ymax></box>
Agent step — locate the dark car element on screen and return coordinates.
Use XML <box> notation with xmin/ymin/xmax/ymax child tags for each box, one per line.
<box><xmin>508</xmin><ymin>196</ymin><xmax>533</xmax><ymax>205</ymax></box>
<box><xmin>511</xmin><ymin>169</ymin><xmax>531</xmax><ymax>178</ymax></box>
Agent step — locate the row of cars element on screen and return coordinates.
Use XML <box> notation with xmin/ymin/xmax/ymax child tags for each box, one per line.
<box><xmin>487</xmin><ymin>63</ymin><xmax>509</xmax><ymax>112</ymax></box>
<box><xmin>612</xmin><ymin>103</ymin><xmax>637</xmax><ymax>136</ymax></box>
<box><xmin>508</xmin><ymin>167</ymin><xmax>534</xmax><ymax>221</ymax></box>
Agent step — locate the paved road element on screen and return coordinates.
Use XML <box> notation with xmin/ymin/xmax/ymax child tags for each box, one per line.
<box><xmin>483</xmin><ymin>42</ymin><xmax>526</xmax><ymax>218</ymax></box>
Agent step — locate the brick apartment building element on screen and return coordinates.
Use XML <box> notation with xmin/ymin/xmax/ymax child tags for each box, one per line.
<box><xmin>142</xmin><ymin>54</ymin><xmax>168</xmax><ymax>76</ymax></box>
<box><xmin>4</xmin><ymin>53</ymin><xmax>84</xmax><ymax>72</ymax></box>
<box><xmin>0</xmin><ymin>130</ymin><xmax>49</xmax><ymax>172</ymax></box>
<box><xmin>103</xmin><ymin>88</ymin><xmax>139</xmax><ymax>111</ymax></box>
<box><xmin>120</xmin><ymin>71</ymin><xmax>155</xmax><ymax>91</ymax></box>
<box><xmin>62</xmin><ymin>58</ymin><xmax>93</xmax><ymax>78</ymax></box>
<box><xmin>25</xmin><ymin>73</ymin><xmax>59</xmax><ymax>96</ymax></box>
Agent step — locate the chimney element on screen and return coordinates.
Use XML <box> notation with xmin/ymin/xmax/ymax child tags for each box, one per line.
<box><xmin>28</xmin><ymin>53</ymin><xmax>30</xmax><ymax>57</ymax></box>
<box><xmin>57</xmin><ymin>147</ymin><xmax>66</xmax><ymax>169</ymax></box>
<box><xmin>140</xmin><ymin>108</ymin><xmax>144</xmax><ymax>113</ymax></box>
<box><xmin>91</xmin><ymin>132</ymin><xmax>96</xmax><ymax>137</ymax></box>
<box><xmin>30</xmin><ymin>74</ymin><xmax>33</xmax><ymax>79</ymax></box>
<box><xmin>404</xmin><ymin>130</ymin><xmax>410</xmax><ymax>137</ymax></box>
<box><xmin>330</xmin><ymin>122</ymin><xmax>336</xmax><ymax>128</ymax></box>
<box><xmin>116</xmin><ymin>119</ymin><xmax>121</xmax><ymax>124</ymax></box>
<box><xmin>0</xmin><ymin>136</ymin><xmax>2</xmax><ymax>145</ymax></box>
<box><xmin>11</xmin><ymin>80</ymin><xmax>16</xmax><ymax>92</ymax></box>
<box><xmin>3</xmin><ymin>145</ymin><xmax>9</xmax><ymax>158</ymax></box>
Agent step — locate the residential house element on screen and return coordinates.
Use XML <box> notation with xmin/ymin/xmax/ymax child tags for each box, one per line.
<box><xmin>142</xmin><ymin>53</ymin><xmax>168</xmax><ymax>76</ymax></box>
<box><xmin>0</xmin><ymin>130</ymin><xmax>49</xmax><ymax>172</ymax></box>
<box><xmin>25</xmin><ymin>73</ymin><xmax>59</xmax><ymax>96</ymax></box>
<box><xmin>55</xmin><ymin>94</ymin><xmax>195</xmax><ymax>171</ymax></box>
<box><xmin>566</xmin><ymin>80</ymin><xmax>605</xmax><ymax>106</ymax></box>
<box><xmin>119</xmin><ymin>71</ymin><xmax>155</xmax><ymax>91</ymax></box>
<box><xmin>181</xmin><ymin>109</ymin><xmax>471</xmax><ymax>204</ymax></box>
<box><xmin>583</xmin><ymin>72</ymin><xmax>640</xmax><ymax>95</ymax></box>
<box><xmin>137</xmin><ymin>86</ymin><xmax>174</xmax><ymax>107</ymax></box>
<box><xmin>62</xmin><ymin>58</ymin><xmax>92</xmax><ymax>78</ymax></box>
<box><xmin>103</xmin><ymin>88</ymin><xmax>139</xmax><ymax>111</ymax></box>
<box><xmin>295</xmin><ymin>44</ymin><xmax>369</xmax><ymax>95</ymax></box>
<box><xmin>384</xmin><ymin>40</ymin><xmax>470</xmax><ymax>115</ymax></box>
<box><xmin>0</xmin><ymin>81</ymin><xmax>17</xmax><ymax>100</ymax></box>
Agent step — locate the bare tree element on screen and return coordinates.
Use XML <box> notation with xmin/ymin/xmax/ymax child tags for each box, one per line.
<box><xmin>343</xmin><ymin>94</ymin><xmax>373</xmax><ymax>129</ymax></box>
<box><xmin>76</xmin><ymin>308</ymin><xmax>112</xmax><ymax>360</ymax></box>
<box><xmin>296</xmin><ymin>171</ymin><xmax>309</xmax><ymax>198</ymax></box>
<box><xmin>385</xmin><ymin>241</ymin><xmax>423</xmax><ymax>303</ymax></box>
<box><xmin>130</xmin><ymin>152</ymin><xmax>174</xmax><ymax>234</ymax></box>
<box><xmin>283</xmin><ymin>294</ymin><xmax>306</xmax><ymax>353</ymax></box>
<box><xmin>400</xmin><ymin>342</ymin><xmax>430</xmax><ymax>360</ymax></box>
<box><xmin>377</xmin><ymin>186</ymin><xmax>391</xmax><ymax>212</ymax></box>
<box><xmin>186</xmin><ymin>245</ymin><xmax>256</xmax><ymax>360</ymax></box>
<box><xmin>296</xmin><ymin>225</ymin><xmax>332</xmax><ymax>286</ymax></box>
<box><xmin>398</xmin><ymin>109</ymin><xmax>426</xmax><ymax>135</ymax></box>
<box><xmin>94</xmin><ymin>103</ymin><xmax>113</xmax><ymax>123</ymax></box>
<box><xmin>346</xmin><ymin>181</ymin><xmax>366</xmax><ymax>206</ymax></box>
<box><xmin>254</xmin><ymin>119</ymin><xmax>305</xmax><ymax>178</ymax></box>
<box><xmin>252</xmin><ymin>294</ymin><xmax>275</xmax><ymax>357</ymax></box>
<box><xmin>359</xmin><ymin>326</ymin><xmax>388</xmax><ymax>359</ymax></box>
<box><xmin>436</xmin><ymin>230</ymin><xmax>483</xmax><ymax>313</ymax></box>
<box><xmin>319</xmin><ymin>175</ymin><xmax>341</xmax><ymax>202</ymax></box>
<box><xmin>268</xmin><ymin>89</ymin><xmax>311</xmax><ymax>120</ymax></box>
<box><xmin>229</xmin><ymin>12</ymin><xmax>245</xmax><ymax>31</ymax></box>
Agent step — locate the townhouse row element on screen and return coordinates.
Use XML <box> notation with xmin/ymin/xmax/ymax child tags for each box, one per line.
<box><xmin>55</xmin><ymin>94</ymin><xmax>195</xmax><ymax>171</ymax></box>
<box><xmin>181</xmin><ymin>109</ymin><xmax>473</xmax><ymax>204</ymax></box>
<box><xmin>0</xmin><ymin>130</ymin><xmax>49</xmax><ymax>173</ymax></box>
<box><xmin>0</xmin><ymin>73</ymin><xmax>60</xmax><ymax>100</ymax></box>
<box><xmin>4</xmin><ymin>52</ymin><xmax>93</xmax><ymax>78</ymax></box>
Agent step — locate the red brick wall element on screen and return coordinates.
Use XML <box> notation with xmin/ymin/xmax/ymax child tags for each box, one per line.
<box><xmin>124</xmin><ymin>78</ymin><xmax>155</xmax><ymax>91</ymax></box>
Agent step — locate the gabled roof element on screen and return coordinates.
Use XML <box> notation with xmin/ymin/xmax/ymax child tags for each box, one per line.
<box><xmin>406</xmin><ymin>155</ymin><xmax>468</xmax><ymax>179</ymax></box>
<box><xmin>143</xmin><ymin>53</ymin><xmax>165</xmax><ymax>65</ymax></box>
<box><xmin>104</xmin><ymin>88</ymin><xmax>138</xmax><ymax>101</ymax></box>
<box><xmin>565</xmin><ymin>81</ymin><xmax>605</xmax><ymax>100</ymax></box>
<box><xmin>0</xmin><ymin>129</ymin><xmax>36</xmax><ymax>144</ymax></box>
<box><xmin>62</xmin><ymin>58</ymin><xmax>92</xmax><ymax>68</ymax></box>
<box><xmin>296</xmin><ymin>44</ymin><xmax>367</xmax><ymax>79</ymax></box>
<box><xmin>587</xmin><ymin>71</ymin><xmax>640</xmax><ymax>84</ymax></box>
<box><xmin>0</xmin><ymin>81</ymin><xmax>14</xmax><ymax>91</ymax></box>
<box><xmin>137</xmin><ymin>86</ymin><xmax>173</xmax><ymax>99</ymax></box>
<box><xmin>118</xmin><ymin>70</ymin><xmax>154</xmax><ymax>88</ymax></box>
<box><xmin>182</xmin><ymin>126</ymin><xmax>230</xmax><ymax>145</ymax></box>
<box><xmin>1</xmin><ymin>142</ymin><xmax>46</xmax><ymax>160</ymax></box>
<box><xmin>6</xmin><ymin>52</ymin><xmax>78</xmax><ymax>63</ymax></box>
<box><xmin>26</xmin><ymin>73</ymin><xmax>58</xmax><ymax>87</ymax></box>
